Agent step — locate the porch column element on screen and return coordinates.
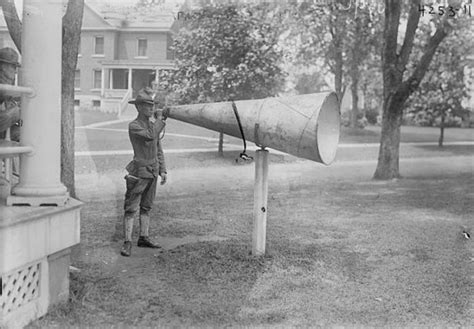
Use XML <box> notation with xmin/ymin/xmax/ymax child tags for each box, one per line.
<box><xmin>100</xmin><ymin>68</ymin><xmax>105</xmax><ymax>97</ymax></box>
<box><xmin>128</xmin><ymin>68</ymin><xmax>133</xmax><ymax>91</ymax></box>
<box><xmin>109</xmin><ymin>69</ymin><xmax>113</xmax><ymax>89</ymax></box>
<box><xmin>9</xmin><ymin>0</ymin><xmax>67</xmax><ymax>205</ymax></box>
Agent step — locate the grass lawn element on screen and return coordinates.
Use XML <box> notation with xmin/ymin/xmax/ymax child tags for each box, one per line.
<box><xmin>25</xmin><ymin>110</ymin><xmax>473</xmax><ymax>328</ymax></box>
<box><xmin>75</xmin><ymin>109</ymin><xmax>118</xmax><ymax>127</ymax></box>
<box><xmin>341</xmin><ymin>125</ymin><xmax>474</xmax><ymax>144</ymax></box>
<box><xmin>27</xmin><ymin>161</ymin><xmax>473</xmax><ymax>328</ymax></box>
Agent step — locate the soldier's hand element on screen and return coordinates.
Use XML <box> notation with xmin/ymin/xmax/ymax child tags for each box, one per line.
<box><xmin>160</xmin><ymin>172</ymin><xmax>167</xmax><ymax>185</ymax></box>
<box><xmin>154</xmin><ymin>108</ymin><xmax>165</xmax><ymax>121</ymax></box>
<box><xmin>162</xmin><ymin>106</ymin><xmax>170</xmax><ymax>120</ymax></box>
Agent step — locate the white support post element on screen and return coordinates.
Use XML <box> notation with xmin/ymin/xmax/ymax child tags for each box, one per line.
<box><xmin>128</xmin><ymin>68</ymin><xmax>133</xmax><ymax>91</ymax></box>
<box><xmin>100</xmin><ymin>68</ymin><xmax>105</xmax><ymax>97</ymax></box>
<box><xmin>252</xmin><ymin>148</ymin><xmax>269</xmax><ymax>256</ymax></box>
<box><xmin>109</xmin><ymin>69</ymin><xmax>113</xmax><ymax>89</ymax></box>
<box><xmin>8</xmin><ymin>0</ymin><xmax>68</xmax><ymax>206</ymax></box>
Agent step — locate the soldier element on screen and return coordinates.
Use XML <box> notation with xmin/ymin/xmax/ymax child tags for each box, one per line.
<box><xmin>0</xmin><ymin>47</ymin><xmax>21</xmax><ymax>141</ymax></box>
<box><xmin>120</xmin><ymin>87</ymin><xmax>167</xmax><ymax>257</ymax></box>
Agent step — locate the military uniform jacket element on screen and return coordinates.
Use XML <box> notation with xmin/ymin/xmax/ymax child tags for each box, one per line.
<box><xmin>125</xmin><ymin>117</ymin><xmax>166</xmax><ymax>179</ymax></box>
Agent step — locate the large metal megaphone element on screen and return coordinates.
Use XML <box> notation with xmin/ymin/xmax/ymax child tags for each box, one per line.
<box><xmin>166</xmin><ymin>92</ymin><xmax>340</xmax><ymax>164</ymax></box>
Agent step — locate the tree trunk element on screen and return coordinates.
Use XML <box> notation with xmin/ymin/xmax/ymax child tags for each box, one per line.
<box><xmin>2</xmin><ymin>0</ymin><xmax>84</xmax><ymax>196</ymax></box>
<box><xmin>373</xmin><ymin>92</ymin><xmax>405</xmax><ymax>180</ymax></box>
<box><xmin>61</xmin><ymin>0</ymin><xmax>84</xmax><ymax>198</ymax></box>
<box><xmin>438</xmin><ymin>110</ymin><xmax>445</xmax><ymax>147</ymax></box>
<box><xmin>218</xmin><ymin>131</ymin><xmax>224</xmax><ymax>156</ymax></box>
<box><xmin>374</xmin><ymin>0</ymin><xmax>450</xmax><ymax>180</ymax></box>
<box><xmin>333</xmin><ymin>47</ymin><xmax>344</xmax><ymax>102</ymax></box>
<box><xmin>350</xmin><ymin>76</ymin><xmax>359</xmax><ymax>128</ymax></box>
<box><xmin>1</xmin><ymin>0</ymin><xmax>22</xmax><ymax>52</ymax></box>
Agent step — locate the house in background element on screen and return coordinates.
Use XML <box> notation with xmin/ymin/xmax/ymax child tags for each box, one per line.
<box><xmin>76</xmin><ymin>3</ymin><xmax>178</xmax><ymax>115</ymax></box>
<box><xmin>0</xmin><ymin>1</ymin><xmax>178</xmax><ymax>116</ymax></box>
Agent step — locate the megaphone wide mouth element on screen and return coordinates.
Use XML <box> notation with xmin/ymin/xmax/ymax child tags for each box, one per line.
<box><xmin>316</xmin><ymin>92</ymin><xmax>340</xmax><ymax>165</ymax></box>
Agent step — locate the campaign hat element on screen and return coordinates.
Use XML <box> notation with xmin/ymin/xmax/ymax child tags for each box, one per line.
<box><xmin>128</xmin><ymin>87</ymin><xmax>157</xmax><ymax>105</ymax></box>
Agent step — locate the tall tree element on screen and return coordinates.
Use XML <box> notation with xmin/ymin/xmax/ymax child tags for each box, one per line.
<box><xmin>61</xmin><ymin>0</ymin><xmax>85</xmax><ymax>197</ymax></box>
<box><xmin>1</xmin><ymin>0</ymin><xmax>84</xmax><ymax>196</ymax></box>
<box><xmin>346</xmin><ymin>10</ymin><xmax>383</xmax><ymax>128</ymax></box>
<box><xmin>295</xmin><ymin>1</ymin><xmax>350</xmax><ymax>101</ymax></box>
<box><xmin>374</xmin><ymin>0</ymin><xmax>456</xmax><ymax>179</ymax></box>
<box><xmin>161</xmin><ymin>4</ymin><xmax>286</xmax><ymax>154</ymax></box>
<box><xmin>406</xmin><ymin>24</ymin><xmax>473</xmax><ymax>146</ymax></box>
<box><xmin>293</xmin><ymin>1</ymin><xmax>383</xmax><ymax>127</ymax></box>
<box><xmin>1</xmin><ymin>0</ymin><xmax>21</xmax><ymax>50</ymax></box>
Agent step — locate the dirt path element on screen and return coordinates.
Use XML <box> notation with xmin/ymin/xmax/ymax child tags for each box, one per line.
<box><xmin>76</xmin><ymin>155</ymin><xmax>473</xmax><ymax>203</ymax></box>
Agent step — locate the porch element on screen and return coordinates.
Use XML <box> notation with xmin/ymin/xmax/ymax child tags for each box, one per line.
<box><xmin>0</xmin><ymin>0</ymin><xmax>80</xmax><ymax>328</ymax></box>
<box><xmin>98</xmin><ymin>61</ymin><xmax>175</xmax><ymax>117</ymax></box>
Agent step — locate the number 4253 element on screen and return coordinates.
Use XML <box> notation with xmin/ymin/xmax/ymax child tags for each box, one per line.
<box><xmin>418</xmin><ymin>5</ymin><xmax>472</xmax><ymax>17</ymax></box>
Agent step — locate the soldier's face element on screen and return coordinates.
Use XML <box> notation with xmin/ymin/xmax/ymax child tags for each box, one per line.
<box><xmin>137</xmin><ymin>102</ymin><xmax>154</xmax><ymax>118</ymax></box>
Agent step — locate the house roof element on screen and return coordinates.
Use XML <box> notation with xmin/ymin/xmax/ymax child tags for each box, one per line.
<box><xmin>0</xmin><ymin>1</ymin><xmax>177</xmax><ymax>33</ymax></box>
<box><xmin>86</xmin><ymin>1</ymin><xmax>177</xmax><ymax>31</ymax></box>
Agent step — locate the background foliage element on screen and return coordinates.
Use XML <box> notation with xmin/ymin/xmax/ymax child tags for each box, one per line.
<box><xmin>160</xmin><ymin>4</ymin><xmax>286</xmax><ymax>105</ymax></box>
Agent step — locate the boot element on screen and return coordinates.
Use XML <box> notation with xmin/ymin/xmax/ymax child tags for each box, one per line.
<box><xmin>120</xmin><ymin>241</ymin><xmax>132</xmax><ymax>257</ymax></box>
<box><xmin>137</xmin><ymin>236</ymin><xmax>161</xmax><ymax>249</ymax></box>
<box><xmin>138</xmin><ymin>213</ymin><xmax>161</xmax><ymax>248</ymax></box>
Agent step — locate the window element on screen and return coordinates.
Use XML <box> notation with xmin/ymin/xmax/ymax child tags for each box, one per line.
<box><xmin>93</xmin><ymin>69</ymin><xmax>102</xmax><ymax>89</ymax></box>
<box><xmin>74</xmin><ymin>99</ymin><xmax>80</xmax><ymax>106</ymax></box>
<box><xmin>94</xmin><ymin>36</ymin><xmax>104</xmax><ymax>55</ymax></box>
<box><xmin>137</xmin><ymin>39</ymin><xmax>147</xmax><ymax>57</ymax></box>
<box><xmin>74</xmin><ymin>70</ymin><xmax>80</xmax><ymax>89</ymax></box>
<box><xmin>78</xmin><ymin>38</ymin><xmax>81</xmax><ymax>56</ymax></box>
<box><xmin>92</xmin><ymin>100</ymin><xmax>101</xmax><ymax>108</ymax></box>
<box><xmin>166</xmin><ymin>33</ymin><xmax>174</xmax><ymax>60</ymax></box>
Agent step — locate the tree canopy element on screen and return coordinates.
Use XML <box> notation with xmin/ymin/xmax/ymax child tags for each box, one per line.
<box><xmin>289</xmin><ymin>1</ymin><xmax>383</xmax><ymax>127</ymax></box>
<box><xmin>160</xmin><ymin>4</ymin><xmax>286</xmax><ymax>104</ymax></box>
<box><xmin>373</xmin><ymin>0</ymin><xmax>463</xmax><ymax>179</ymax></box>
<box><xmin>406</xmin><ymin>23</ymin><xmax>474</xmax><ymax>129</ymax></box>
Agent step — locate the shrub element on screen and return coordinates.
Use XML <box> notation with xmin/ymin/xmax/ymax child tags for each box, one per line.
<box><xmin>365</xmin><ymin>108</ymin><xmax>379</xmax><ymax>125</ymax></box>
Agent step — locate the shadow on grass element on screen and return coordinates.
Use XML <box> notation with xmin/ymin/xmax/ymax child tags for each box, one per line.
<box><xmin>28</xmin><ymin>168</ymin><xmax>473</xmax><ymax>327</ymax></box>
<box><xmin>75</xmin><ymin>110</ymin><xmax>118</xmax><ymax>127</ymax></box>
<box><xmin>313</xmin><ymin>172</ymin><xmax>473</xmax><ymax>218</ymax></box>
<box><xmin>29</xmin><ymin>241</ymin><xmax>272</xmax><ymax>328</ymax></box>
<box><xmin>412</xmin><ymin>144</ymin><xmax>474</xmax><ymax>157</ymax></box>
<box><xmin>339</xmin><ymin>126</ymin><xmax>380</xmax><ymax>144</ymax></box>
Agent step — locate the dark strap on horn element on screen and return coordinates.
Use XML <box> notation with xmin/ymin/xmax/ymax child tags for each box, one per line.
<box><xmin>231</xmin><ymin>99</ymin><xmax>253</xmax><ymax>161</ymax></box>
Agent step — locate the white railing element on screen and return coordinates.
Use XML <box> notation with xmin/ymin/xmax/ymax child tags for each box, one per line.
<box><xmin>0</xmin><ymin>83</ymin><xmax>34</xmax><ymax>200</ymax></box>
<box><xmin>118</xmin><ymin>88</ymin><xmax>133</xmax><ymax>118</ymax></box>
<box><xmin>103</xmin><ymin>88</ymin><xmax>128</xmax><ymax>98</ymax></box>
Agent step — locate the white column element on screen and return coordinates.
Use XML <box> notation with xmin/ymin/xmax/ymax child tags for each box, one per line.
<box><xmin>109</xmin><ymin>69</ymin><xmax>113</xmax><ymax>89</ymax></box>
<box><xmin>9</xmin><ymin>0</ymin><xmax>67</xmax><ymax>205</ymax></box>
<box><xmin>128</xmin><ymin>68</ymin><xmax>132</xmax><ymax>91</ymax></box>
<box><xmin>252</xmin><ymin>149</ymin><xmax>269</xmax><ymax>256</ymax></box>
<box><xmin>100</xmin><ymin>68</ymin><xmax>105</xmax><ymax>97</ymax></box>
<box><xmin>151</xmin><ymin>69</ymin><xmax>159</xmax><ymax>92</ymax></box>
